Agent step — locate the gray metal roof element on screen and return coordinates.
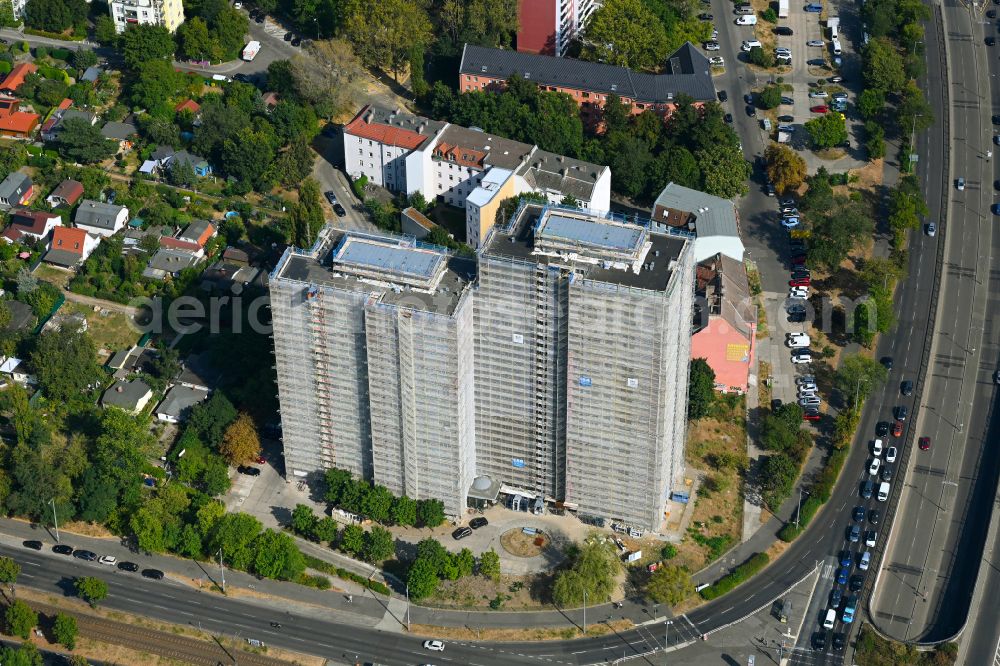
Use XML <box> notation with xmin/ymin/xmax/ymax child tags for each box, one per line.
<box><xmin>100</xmin><ymin>121</ymin><xmax>137</xmax><ymax>140</ymax></box>
<box><xmin>459</xmin><ymin>43</ymin><xmax>716</xmax><ymax>103</ymax></box>
<box><xmin>178</xmin><ymin>219</ymin><xmax>213</xmax><ymax>243</ymax></box>
<box><xmin>434</xmin><ymin>124</ymin><xmax>533</xmax><ymax>171</ymax></box>
<box><xmin>538</xmin><ymin>212</ymin><xmax>645</xmax><ymax>253</ymax></box>
<box><xmin>518</xmin><ymin>150</ymin><xmax>608</xmax><ymax>202</ymax></box>
<box><xmin>0</xmin><ymin>172</ymin><xmax>31</xmax><ymax>202</ymax></box>
<box><xmin>147</xmin><ymin>248</ymin><xmax>197</xmax><ymax>273</ymax></box>
<box><xmin>43</xmin><ymin>248</ymin><xmax>83</xmax><ymax>267</ymax></box>
<box><xmin>75</xmin><ymin>199</ymin><xmax>126</xmax><ymax>230</ymax></box>
<box><xmin>333</xmin><ymin>234</ymin><xmax>446</xmax><ymax>282</ymax></box>
<box><xmin>156</xmin><ymin>385</ymin><xmax>210</xmax><ymax>419</ymax></box>
<box><xmin>101</xmin><ymin>379</ymin><xmax>151</xmax><ymax>410</ymax></box>
<box><xmin>653</xmin><ymin>183</ymin><xmax>739</xmax><ymax>239</ymax></box>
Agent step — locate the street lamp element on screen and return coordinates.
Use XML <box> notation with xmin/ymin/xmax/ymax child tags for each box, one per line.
<box><xmin>795</xmin><ymin>488</ymin><xmax>810</xmax><ymax>529</ymax></box>
<box><xmin>664</xmin><ymin>619</ymin><xmax>673</xmax><ymax>652</ymax></box>
<box><xmin>583</xmin><ymin>589</ymin><xmax>587</xmax><ymax>635</ymax></box>
<box><xmin>49</xmin><ymin>498</ymin><xmax>59</xmax><ymax>542</ymax></box>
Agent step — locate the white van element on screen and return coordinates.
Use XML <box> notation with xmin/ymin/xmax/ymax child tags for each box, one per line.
<box><xmin>741</xmin><ymin>39</ymin><xmax>763</xmax><ymax>51</ymax></box>
<box><xmin>832</xmin><ymin>38</ymin><xmax>842</xmax><ymax>55</ymax></box>
<box><xmin>877</xmin><ymin>482</ymin><xmax>890</xmax><ymax>501</ymax></box>
<box><xmin>736</xmin><ymin>5</ymin><xmax>755</xmax><ymax>14</ymax></box>
<box><xmin>823</xmin><ymin>608</ymin><xmax>836</xmax><ymax>629</ymax></box>
<box><xmin>859</xmin><ymin>551</ymin><xmax>871</xmax><ymax>571</ymax></box>
<box><xmin>735</xmin><ymin>15</ymin><xmax>758</xmax><ymax>25</ymax></box>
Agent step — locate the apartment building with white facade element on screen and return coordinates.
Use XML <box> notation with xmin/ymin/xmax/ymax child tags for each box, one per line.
<box><xmin>109</xmin><ymin>0</ymin><xmax>184</xmax><ymax>33</ymax></box>
<box><xmin>343</xmin><ymin>105</ymin><xmax>611</xmax><ymax>249</ymax></box>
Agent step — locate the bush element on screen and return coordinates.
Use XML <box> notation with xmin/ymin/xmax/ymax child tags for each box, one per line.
<box><xmin>699</xmin><ymin>552</ymin><xmax>769</xmax><ymax>600</ymax></box>
<box><xmin>762</xmin><ymin>7</ymin><xmax>778</xmax><ymax>22</ymax></box>
<box><xmin>351</xmin><ymin>175</ymin><xmax>368</xmax><ymax>200</ymax></box>
<box><xmin>300</xmin><ymin>554</ymin><xmax>391</xmax><ymax>595</ymax></box>
<box><xmin>748</xmin><ymin>46</ymin><xmax>776</xmax><ymax>68</ymax></box>
<box><xmin>297</xmin><ymin>573</ymin><xmax>332</xmax><ymax>590</ymax></box>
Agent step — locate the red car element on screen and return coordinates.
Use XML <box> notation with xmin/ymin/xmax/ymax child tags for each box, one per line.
<box><xmin>803</xmin><ymin>412</ymin><xmax>821</xmax><ymax>421</ymax></box>
<box><xmin>791</xmin><ymin>256</ymin><xmax>807</xmax><ymax>265</ymax></box>
<box><xmin>789</xmin><ymin>278</ymin><xmax>811</xmax><ymax>287</ymax></box>
<box><xmin>256</xmin><ymin>455</ymin><xmax>266</xmax><ymax>464</ymax></box>
<box><xmin>810</xmin><ymin>105</ymin><xmax>829</xmax><ymax>113</ymax></box>
<box><xmin>892</xmin><ymin>420</ymin><xmax>903</xmax><ymax>437</ymax></box>
<box><xmin>919</xmin><ymin>436</ymin><xmax>931</xmax><ymax>450</ymax></box>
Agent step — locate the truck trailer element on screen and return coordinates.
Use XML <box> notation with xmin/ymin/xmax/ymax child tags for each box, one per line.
<box><xmin>779</xmin><ymin>0</ymin><xmax>789</xmax><ymax>18</ymax></box>
<box><xmin>242</xmin><ymin>41</ymin><xmax>261</xmax><ymax>61</ymax></box>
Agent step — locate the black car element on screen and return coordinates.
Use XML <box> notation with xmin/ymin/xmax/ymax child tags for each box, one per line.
<box><xmin>812</xmin><ymin>632</ymin><xmax>827</xmax><ymax>651</ymax></box>
<box><xmin>238</xmin><ymin>466</ymin><xmax>261</xmax><ymax>476</ymax></box>
<box><xmin>142</xmin><ymin>569</ymin><xmax>165</xmax><ymax>580</ymax></box>
<box><xmin>807</xmin><ymin>58</ymin><xmax>826</xmax><ymax>67</ymax></box>
<box><xmin>771</xmin><ymin>398</ymin><xmax>783</xmax><ymax>411</ymax></box>
<box><xmin>778</xmin><ymin>115</ymin><xmax>794</xmax><ymax>123</ymax></box>
<box><xmin>786</xmin><ymin>304</ymin><xmax>806</xmax><ymax>315</ymax></box>
<box><xmin>832</xmin><ymin>633</ymin><xmax>846</xmax><ymax>651</ymax></box>
<box><xmin>698</xmin><ymin>12</ymin><xmax>713</xmax><ymax>20</ymax></box>
<box><xmin>324</xmin><ymin>190</ymin><xmax>338</xmax><ymax>205</ymax></box>
<box><xmin>987</xmin><ymin>37</ymin><xmax>996</xmax><ymax>46</ymax></box>
<box><xmin>775</xmin><ymin>26</ymin><xmax>793</xmax><ymax>35</ymax></box>
<box><xmin>787</xmin><ymin>311</ymin><xmax>807</xmax><ymax>323</ymax></box>
<box><xmin>52</xmin><ymin>544</ymin><xmax>73</xmax><ymax>555</ymax></box>
<box><xmin>724</xmin><ymin>113</ymin><xmax>733</xmax><ymax>124</ymax></box>
<box><xmin>73</xmin><ymin>549</ymin><xmax>97</xmax><ymax>561</ymax></box>
<box><xmin>333</xmin><ymin>203</ymin><xmax>347</xmax><ymax>217</ymax></box>
<box><xmin>849</xmin><ymin>574</ymin><xmax>864</xmax><ymax>591</ymax></box>
<box><xmin>791</xmin><ymin>270</ymin><xmax>810</xmax><ymax>279</ymax></box>
<box><xmin>852</xmin><ymin>505</ymin><xmax>865</xmax><ymax>521</ymax></box>
<box><xmin>291</xmin><ymin>37</ymin><xmax>302</xmax><ymax>46</ymax></box>
<box><xmin>881</xmin><ymin>356</ymin><xmax>893</xmax><ymax>369</ymax></box>
<box><xmin>22</xmin><ymin>540</ymin><xmax>42</xmax><ymax>550</ymax></box>
<box><xmin>765</xmin><ymin>182</ymin><xmax>776</xmax><ymax>196</ymax></box>
<box><xmin>744</xmin><ymin>93</ymin><xmax>754</xmax><ymax>105</ymax></box>
<box><xmin>717</xmin><ymin>90</ymin><xmax>728</xmax><ymax>102</ymax></box>
<box><xmin>900</xmin><ymin>380</ymin><xmax>914</xmax><ymax>396</ymax></box>
<box><xmin>993</xmin><ymin>115</ymin><xmax>1000</xmax><ymax>125</ymax></box>
<box><xmin>452</xmin><ymin>527</ymin><xmax>473</xmax><ymax>540</ymax></box>
<box><xmin>868</xmin><ymin>509</ymin><xmax>881</xmax><ymax>525</ymax></box>
<box><xmin>876</xmin><ymin>421</ymin><xmax>890</xmax><ymax>437</ymax></box>
<box><xmin>118</xmin><ymin>561</ymin><xmax>139</xmax><ymax>572</ymax></box>
<box><xmin>470</xmin><ymin>517</ymin><xmax>489</xmax><ymax>529</ymax></box>
<box><xmin>881</xmin><ymin>467</ymin><xmax>894</xmax><ymax>482</ymax></box>
<box><xmin>745</xmin><ymin>105</ymin><xmax>756</xmax><ymax>118</ymax></box>
<box><xmin>283</xmin><ymin>31</ymin><xmax>293</xmax><ymax>41</ymax></box>
<box><xmin>894</xmin><ymin>405</ymin><xmax>908</xmax><ymax>421</ymax></box>
<box><xmin>990</xmin><ymin>8</ymin><xmax>997</xmax><ymax>16</ymax></box>
<box><xmin>780</xmin><ymin>96</ymin><xmax>794</xmax><ymax>105</ymax></box>
<box><xmin>255</xmin><ymin>14</ymin><xmax>264</xmax><ymax>22</ymax></box>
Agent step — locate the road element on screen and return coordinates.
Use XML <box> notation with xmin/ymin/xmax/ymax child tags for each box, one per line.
<box><xmin>867</xmin><ymin>0</ymin><xmax>1000</xmax><ymax>647</ymax></box>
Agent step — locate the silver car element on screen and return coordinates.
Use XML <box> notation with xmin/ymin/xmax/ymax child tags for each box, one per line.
<box><xmin>809</xmin><ymin>90</ymin><xmax>828</xmax><ymax>98</ymax></box>
<box><xmin>807</xmin><ymin>39</ymin><xmax>824</xmax><ymax>47</ymax></box>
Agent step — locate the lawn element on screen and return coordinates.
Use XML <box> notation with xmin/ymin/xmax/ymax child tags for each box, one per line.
<box><xmin>676</xmin><ymin>394</ymin><xmax>748</xmax><ymax>572</ymax></box>
<box><xmin>32</xmin><ymin>263</ymin><xmax>72</xmax><ymax>288</ymax></box>
<box><xmin>61</xmin><ymin>301</ymin><xmax>142</xmax><ymax>353</ymax></box>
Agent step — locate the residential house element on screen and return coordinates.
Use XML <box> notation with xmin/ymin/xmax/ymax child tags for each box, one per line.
<box><xmin>177</xmin><ymin>219</ymin><xmax>216</xmax><ymax>247</ymax></box>
<box><xmin>46</xmin><ymin>179</ymin><xmax>84</xmax><ymax>208</ymax></box>
<box><xmin>81</xmin><ymin>67</ymin><xmax>102</xmax><ymax>83</ymax></box>
<box><xmin>343</xmin><ymin>105</ymin><xmax>611</xmax><ymax>249</ymax></box>
<box><xmin>74</xmin><ymin>200</ymin><xmax>129</xmax><ymax>237</ymax></box>
<box><xmin>652</xmin><ymin>183</ymin><xmax>744</xmax><ymax>262</ymax></box>
<box><xmin>142</xmin><ymin>248</ymin><xmax>197</xmax><ymax>280</ymax></box>
<box><xmin>459</xmin><ymin>43</ymin><xmax>716</xmax><ymax>127</ymax></box>
<box><xmin>171</xmin><ymin>150</ymin><xmax>212</xmax><ymax>177</ymax></box>
<box><xmin>175</xmin><ymin>353</ymin><xmax>221</xmax><ymax>391</ymax></box>
<box><xmin>1</xmin><ymin>301</ymin><xmax>34</xmax><ymax>333</ymax></box>
<box><xmin>155</xmin><ymin>384</ymin><xmax>210</xmax><ymax>423</ymax></box>
<box><xmin>106</xmin><ymin>345</ymin><xmax>159</xmax><ymax>379</ymax></box>
<box><xmin>0</xmin><ymin>356</ymin><xmax>34</xmax><ymax>385</ymax></box>
<box><xmin>100</xmin><ymin>121</ymin><xmax>138</xmax><ymax>152</ymax></box>
<box><xmin>42</xmin><ymin>109</ymin><xmax>97</xmax><ymax>142</ymax></box>
<box><xmin>109</xmin><ymin>0</ymin><xmax>184</xmax><ymax>33</ymax></box>
<box><xmin>174</xmin><ymin>99</ymin><xmax>200</xmax><ymax>115</ymax></box>
<box><xmin>0</xmin><ymin>63</ymin><xmax>36</xmax><ymax>94</ymax></box>
<box><xmin>43</xmin><ymin>226</ymin><xmax>99</xmax><ymax>267</ymax></box>
<box><xmin>101</xmin><ymin>378</ymin><xmax>154</xmax><ymax>414</ymax></box>
<box><xmin>691</xmin><ymin>254</ymin><xmax>757</xmax><ymax>394</ymax></box>
<box><xmin>261</xmin><ymin>92</ymin><xmax>279</xmax><ymax>111</ymax></box>
<box><xmin>198</xmin><ymin>261</ymin><xmax>260</xmax><ymax>293</ymax></box>
<box><xmin>10</xmin><ymin>0</ymin><xmax>26</xmax><ymax>21</ymax></box>
<box><xmin>0</xmin><ymin>172</ymin><xmax>32</xmax><ymax>210</ymax></box>
<box><xmin>400</xmin><ymin>206</ymin><xmax>436</xmax><ymax>239</ymax></box>
<box><xmin>1</xmin><ymin>210</ymin><xmax>61</xmax><ymax>244</ymax></box>
<box><xmin>222</xmin><ymin>247</ymin><xmax>250</xmax><ymax>265</ymax></box>
<box><xmin>0</xmin><ymin>96</ymin><xmax>39</xmax><ymax>139</ymax></box>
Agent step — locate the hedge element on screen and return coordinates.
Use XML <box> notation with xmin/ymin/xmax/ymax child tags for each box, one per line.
<box><xmin>297</xmin><ymin>573</ymin><xmax>332</xmax><ymax>590</ymax></box>
<box><xmin>699</xmin><ymin>552</ymin><xmax>770</xmax><ymax>600</ymax></box>
<box><xmin>778</xmin><ymin>448</ymin><xmax>850</xmax><ymax>542</ymax></box>
<box><xmin>24</xmin><ymin>28</ymin><xmax>85</xmax><ymax>41</ymax></box>
<box><xmin>49</xmin><ymin>48</ymin><xmax>70</xmax><ymax>61</ymax></box>
<box><xmin>301</xmin><ymin>554</ymin><xmax>391</xmax><ymax>596</ymax></box>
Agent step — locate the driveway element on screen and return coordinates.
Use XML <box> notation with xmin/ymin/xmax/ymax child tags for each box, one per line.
<box><xmin>311</xmin><ymin>132</ymin><xmax>379</xmax><ymax>234</ymax></box>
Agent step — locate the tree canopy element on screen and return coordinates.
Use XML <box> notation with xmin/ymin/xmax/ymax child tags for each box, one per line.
<box><xmin>581</xmin><ymin>0</ymin><xmax>670</xmax><ymax>70</ymax></box>
<box><xmin>55</xmin><ymin>118</ymin><xmax>118</xmax><ymax>164</ymax></box>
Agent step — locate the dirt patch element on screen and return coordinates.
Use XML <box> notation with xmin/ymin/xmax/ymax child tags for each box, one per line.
<box><xmin>500</xmin><ymin>529</ymin><xmax>549</xmax><ymax>558</ymax></box>
<box><xmin>408</xmin><ymin>619</ymin><xmax>635</xmax><ymax>642</ymax></box>
<box><xmin>59</xmin><ymin>521</ymin><xmax>118</xmax><ymax>539</ymax></box>
<box><xmin>428</xmin><ymin>572</ymin><xmax>554</xmax><ymax>610</ymax></box>
<box><xmin>815</xmin><ymin>147</ymin><xmax>848</xmax><ymax>160</ymax></box>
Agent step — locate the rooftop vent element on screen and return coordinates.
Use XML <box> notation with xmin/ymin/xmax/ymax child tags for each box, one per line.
<box><xmin>481</xmin><ymin>66</ymin><xmax>487</xmax><ymax>73</ymax></box>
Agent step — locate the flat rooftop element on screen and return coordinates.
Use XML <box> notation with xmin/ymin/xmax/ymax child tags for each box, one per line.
<box><xmin>274</xmin><ymin>229</ymin><xmax>474</xmax><ymax>316</ymax></box>
<box><xmin>484</xmin><ymin>204</ymin><xmax>689</xmax><ymax>292</ymax></box>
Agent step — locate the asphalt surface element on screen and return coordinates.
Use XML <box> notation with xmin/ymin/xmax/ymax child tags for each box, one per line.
<box><xmin>867</xmin><ymin>0</ymin><xmax>1000</xmax><ymax>646</ymax></box>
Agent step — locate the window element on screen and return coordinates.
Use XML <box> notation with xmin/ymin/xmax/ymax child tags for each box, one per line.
<box><xmin>358</xmin><ymin>149</ymin><xmax>362</xmax><ymax>155</ymax></box>
<box><xmin>582</xmin><ymin>92</ymin><xmax>589</xmax><ymax>98</ymax></box>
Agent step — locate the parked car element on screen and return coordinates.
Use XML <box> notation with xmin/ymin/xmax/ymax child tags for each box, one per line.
<box><xmin>852</xmin><ymin>505</ymin><xmax>866</xmax><ymax>521</ymax></box>
<box><xmin>781</xmin><ymin>96</ymin><xmax>795</xmax><ymax>105</ymax></box>
<box><xmin>847</xmin><ymin>524</ymin><xmax>861</xmax><ymax>542</ymax></box>
<box><xmin>775</xmin><ymin>26</ymin><xmax>794</xmax><ymax>35</ymax></box>
<box><xmin>886</xmin><ymin>447</ymin><xmax>898</xmax><ymax>463</ymax></box>
<box><xmin>872</xmin><ymin>438</ymin><xmax>884</xmax><ymax>456</ymax></box>
<box><xmin>892</xmin><ymin>420</ymin><xmax>904</xmax><ymax>437</ymax></box>
<box><xmin>452</xmin><ymin>527</ymin><xmax>473</xmax><ymax>540</ymax></box>
<box><xmin>805</xmin><ymin>3</ymin><xmax>823</xmax><ymax>11</ymax></box>
<box><xmin>22</xmin><ymin>540</ymin><xmax>42</xmax><ymax>550</ymax></box>
<box><xmin>809</xmin><ymin>90</ymin><xmax>829</xmax><ymax>98</ymax></box>
<box><xmin>470</xmin><ymin>517</ymin><xmax>489</xmax><ymax>529</ymax></box>
<box><xmin>333</xmin><ymin>203</ymin><xmax>347</xmax><ymax>217</ymax></box>
<box><xmin>876</xmin><ymin>420</ymin><xmax>890</xmax><ymax>436</ymax></box>
<box><xmin>142</xmin><ymin>569</ymin><xmax>165</xmax><ymax>580</ymax></box>
<box><xmin>705</xmin><ymin>41</ymin><xmax>721</xmax><ymax>50</ymax></box>
<box><xmin>868</xmin><ymin>458</ymin><xmax>881</xmax><ymax>476</ymax></box>
<box><xmin>810</xmin><ymin>105</ymin><xmax>829</xmax><ymax>113</ymax></box>
<box><xmin>52</xmin><ymin>544</ymin><xmax>73</xmax><ymax>555</ymax></box>
<box><xmin>717</xmin><ymin>90</ymin><xmax>728</xmax><ymax>102</ymax></box>
<box><xmin>919</xmin><ymin>436</ymin><xmax>931</xmax><ymax>450</ymax></box>
<box><xmin>73</xmin><ymin>549</ymin><xmax>97</xmax><ymax>561</ymax></box>
<box><xmin>850</xmin><ymin>574</ymin><xmax>864</xmax><ymax>591</ymax></box>
<box><xmin>894</xmin><ymin>405</ymin><xmax>908</xmax><ymax>421</ymax></box>
<box><xmin>324</xmin><ymin>191</ymin><xmax>338</xmax><ymax>205</ymax></box>
<box><xmin>238</xmin><ymin>466</ymin><xmax>261</xmax><ymax>476</ymax></box>
<box><xmin>118</xmin><ymin>561</ymin><xmax>139</xmax><ymax>572</ymax></box>
<box><xmin>99</xmin><ymin>555</ymin><xmax>117</xmax><ymax>565</ymax></box>
<box><xmin>868</xmin><ymin>509</ymin><xmax>880</xmax><ymax>525</ymax></box>
<box><xmin>865</xmin><ymin>531</ymin><xmax>878</xmax><ymax>547</ymax></box>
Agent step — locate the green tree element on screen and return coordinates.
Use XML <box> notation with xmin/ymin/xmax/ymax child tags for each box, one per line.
<box><xmin>765</xmin><ymin>143</ymin><xmax>807</xmax><ymax>194</ymax></box>
<box><xmin>696</xmin><ymin>143</ymin><xmax>750</xmax><ymax>198</ymax></box>
<box><xmin>31</xmin><ymin>327</ymin><xmax>99</xmax><ymax>402</ymax></box>
<box><xmin>858</xmin><ymin>88</ymin><xmax>886</xmax><ymax>120</ymax></box>
<box><xmin>252</xmin><ymin>529</ymin><xmax>305</xmax><ymax>580</ymax></box>
<box><xmin>581</xmin><ymin>0</ymin><xmax>669</xmax><ymax>70</ymax></box>
<box><xmin>361</xmin><ymin>485</ymin><xmax>393</xmax><ymax>524</ymax></box>
<box><xmin>206</xmin><ymin>513</ymin><xmax>263</xmax><ymax>571</ymax></box>
<box><xmin>74</xmin><ymin>577</ymin><xmax>108</xmax><ymax>607</ymax></box>
<box><xmin>71</xmin><ymin>49</ymin><xmax>98</xmax><ymax>71</ymax></box>
<box><xmin>0</xmin><ymin>556</ymin><xmax>20</xmax><ymax>595</ymax></box>
<box><xmin>121</xmin><ymin>24</ymin><xmax>176</xmax><ymax>69</ymax></box>
<box><xmin>834</xmin><ymin>353</ymin><xmax>888</xmax><ymax>409</ymax></box>
<box><xmin>52</xmin><ymin>613</ymin><xmax>77</xmax><ymax>649</ymax></box>
<box><xmin>219</xmin><ymin>412</ymin><xmax>261</xmax><ymax>464</ymax></box>
<box><xmin>405</xmin><ymin>557</ymin><xmax>440</xmax><ymax>599</ymax></box>
<box><xmin>23</xmin><ymin>0</ymin><xmax>86</xmax><ymax>32</ymax></box>
<box><xmin>288</xmin><ymin>40</ymin><xmax>365</xmax><ymax>118</ymax></box>
<box><xmin>131</xmin><ymin>59</ymin><xmax>185</xmax><ymax>112</ymax></box>
<box><xmin>176</xmin><ymin>17</ymin><xmax>215</xmax><ymax>61</ymax></box>
<box><xmin>290</xmin><ymin>504</ymin><xmax>318</xmax><ymax>537</ymax></box>
<box><xmin>188</xmin><ymin>392</ymin><xmax>238</xmax><ymax>447</ymax></box>
<box><xmin>55</xmin><ymin>118</ymin><xmax>117</xmax><ymax>164</ymax></box>
<box><xmin>361</xmin><ymin>526</ymin><xmax>395</xmax><ymax>563</ymax></box>
<box><xmin>551</xmin><ymin>540</ymin><xmax>621</xmax><ymax>606</ymax></box>
<box><xmin>324</xmin><ymin>467</ymin><xmax>354</xmax><ymax>505</ymax></box>
<box><xmin>863</xmin><ymin>37</ymin><xmax>906</xmax><ymax>93</ymax></box>
<box><xmin>748</xmin><ymin>46</ymin><xmax>776</xmax><ymax>68</ymax></box>
<box><xmin>0</xmin><ymin>0</ymin><xmax>14</xmax><ymax>27</ymax></box>
<box><xmin>130</xmin><ymin>506</ymin><xmax>167</xmax><ymax>553</ymax></box>
<box><xmin>688</xmin><ymin>358</ymin><xmax>716</xmax><ymax>419</ymax></box>
<box><xmin>804</xmin><ymin>111</ymin><xmax>848</xmax><ymax>150</ymax></box>
<box><xmin>4</xmin><ymin>599</ymin><xmax>36</xmax><ymax>639</ymax></box>
<box><xmin>390</xmin><ymin>495</ymin><xmax>417</xmax><ymax>526</ymax></box>
<box><xmin>94</xmin><ymin>15</ymin><xmax>117</xmax><ymax>44</ymax></box>
<box><xmin>606</xmin><ymin>133</ymin><xmax>653</xmax><ymax>199</ymax></box>
<box><xmin>210</xmin><ymin>7</ymin><xmax>249</xmax><ymax>59</ymax></box>
<box><xmin>759</xmin><ymin>453</ymin><xmax>799</xmax><ymax>509</ymax></box>
<box><xmin>758</xmin><ymin>85</ymin><xmax>782</xmax><ymax>110</ymax></box>
<box><xmin>313</xmin><ymin>516</ymin><xmax>339</xmax><ymax>543</ymax></box>
<box><xmin>453</xmin><ymin>548</ymin><xmax>476</xmax><ymax>578</ymax></box>
<box><xmin>478</xmin><ymin>548</ymin><xmax>501</xmax><ymax>580</ymax></box>
<box><xmin>416</xmin><ymin>499</ymin><xmax>446</xmax><ymax>527</ymax></box>
<box><xmin>646</xmin><ymin>564</ymin><xmax>694</xmax><ymax>605</ymax></box>
<box><xmin>344</xmin><ymin>0</ymin><xmax>432</xmax><ymax>80</ymax></box>
<box><xmin>222</xmin><ymin>127</ymin><xmax>276</xmax><ymax>189</ymax></box>
<box><xmin>339</xmin><ymin>524</ymin><xmax>365</xmax><ymax>555</ymax></box>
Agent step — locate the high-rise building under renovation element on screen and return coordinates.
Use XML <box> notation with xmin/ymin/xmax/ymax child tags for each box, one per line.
<box><xmin>269</xmin><ymin>228</ymin><xmax>477</xmax><ymax>517</ymax></box>
<box><xmin>475</xmin><ymin>204</ymin><xmax>695</xmax><ymax>530</ymax></box>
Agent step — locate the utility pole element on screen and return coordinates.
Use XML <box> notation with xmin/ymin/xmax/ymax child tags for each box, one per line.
<box><xmin>583</xmin><ymin>589</ymin><xmax>587</xmax><ymax>635</ymax></box>
<box><xmin>405</xmin><ymin>585</ymin><xmax>410</xmax><ymax>632</ymax></box>
<box><xmin>795</xmin><ymin>489</ymin><xmax>809</xmax><ymax>528</ymax></box>
<box><xmin>49</xmin><ymin>498</ymin><xmax>59</xmax><ymax>542</ymax></box>
<box><xmin>218</xmin><ymin>548</ymin><xmax>226</xmax><ymax>593</ymax></box>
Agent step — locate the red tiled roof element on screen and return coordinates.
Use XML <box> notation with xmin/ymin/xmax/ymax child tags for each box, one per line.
<box><xmin>433</xmin><ymin>141</ymin><xmax>485</xmax><ymax>168</ymax></box>
<box><xmin>49</xmin><ymin>179</ymin><xmax>84</xmax><ymax>205</ymax></box>
<box><xmin>50</xmin><ymin>226</ymin><xmax>88</xmax><ymax>254</ymax></box>
<box><xmin>9</xmin><ymin>210</ymin><xmax>59</xmax><ymax>235</ymax></box>
<box><xmin>262</xmin><ymin>92</ymin><xmax>279</xmax><ymax>108</ymax></box>
<box><xmin>159</xmin><ymin>236</ymin><xmax>201</xmax><ymax>252</ymax></box>
<box><xmin>175</xmin><ymin>99</ymin><xmax>200</xmax><ymax>114</ymax></box>
<box><xmin>344</xmin><ymin>107</ymin><xmax>429</xmax><ymax>151</ymax></box>
<box><xmin>1</xmin><ymin>63</ymin><xmax>37</xmax><ymax>93</ymax></box>
<box><xmin>0</xmin><ymin>111</ymin><xmax>39</xmax><ymax>135</ymax></box>
<box><xmin>56</xmin><ymin>98</ymin><xmax>72</xmax><ymax>111</ymax></box>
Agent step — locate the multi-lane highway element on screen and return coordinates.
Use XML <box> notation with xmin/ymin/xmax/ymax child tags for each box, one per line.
<box><xmin>868</xmin><ymin>0</ymin><xmax>1000</xmax><ymax>647</ymax></box>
